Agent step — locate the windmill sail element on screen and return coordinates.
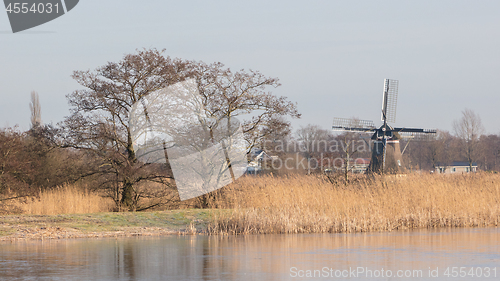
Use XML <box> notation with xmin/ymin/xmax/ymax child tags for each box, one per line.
<box><xmin>394</xmin><ymin>127</ymin><xmax>436</xmax><ymax>133</ymax></box>
<box><xmin>332</xmin><ymin>117</ymin><xmax>376</xmax><ymax>132</ymax></box>
<box><xmin>394</xmin><ymin>127</ymin><xmax>437</xmax><ymax>141</ymax></box>
<box><xmin>381</xmin><ymin>79</ymin><xmax>398</xmax><ymax>123</ymax></box>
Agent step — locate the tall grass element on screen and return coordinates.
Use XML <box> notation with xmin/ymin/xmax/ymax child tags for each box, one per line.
<box><xmin>207</xmin><ymin>173</ymin><xmax>500</xmax><ymax>234</ymax></box>
<box><xmin>20</xmin><ymin>184</ymin><xmax>114</xmax><ymax>215</ymax></box>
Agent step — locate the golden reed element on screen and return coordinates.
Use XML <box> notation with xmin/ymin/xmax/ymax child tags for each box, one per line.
<box><xmin>19</xmin><ymin>184</ymin><xmax>113</xmax><ymax>215</ymax></box>
<box><xmin>207</xmin><ymin>173</ymin><xmax>500</xmax><ymax>234</ymax></box>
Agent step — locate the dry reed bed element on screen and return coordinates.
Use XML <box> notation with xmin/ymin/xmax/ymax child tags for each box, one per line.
<box><xmin>19</xmin><ymin>184</ymin><xmax>113</xmax><ymax>215</ymax></box>
<box><xmin>207</xmin><ymin>173</ymin><xmax>500</xmax><ymax>235</ymax></box>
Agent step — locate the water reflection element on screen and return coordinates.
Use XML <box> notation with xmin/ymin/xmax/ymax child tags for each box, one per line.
<box><xmin>0</xmin><ymin>227</ymin><xmax>499</xmax><ymax>280</ymax></box>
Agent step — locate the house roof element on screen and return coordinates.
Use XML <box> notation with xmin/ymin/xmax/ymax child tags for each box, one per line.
<box><xmin>354</xmin><ymin>158</ymin><xmax>371</xmax><ymax>165</ymax></box>
<box><xmin>452</xmin><ymin>161</ymin><xmax>477</xmax><ymax>167</ymax></box>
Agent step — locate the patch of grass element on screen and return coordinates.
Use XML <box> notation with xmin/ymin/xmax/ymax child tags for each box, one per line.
<box><xmin>0</xmin><ymin>224</ymin><xmax>16</xmax><ymax>237</ymax></box>
<box><xmin>0</xmin><ymin>209</ymin><xmax>212</xmax><ymax>239</ymax></box>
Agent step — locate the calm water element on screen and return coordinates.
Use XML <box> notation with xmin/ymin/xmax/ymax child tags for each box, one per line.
<box><xmin>0</xmin><ymin>227</ymin><xmax>499</xmax><ymax>280</ymax></box>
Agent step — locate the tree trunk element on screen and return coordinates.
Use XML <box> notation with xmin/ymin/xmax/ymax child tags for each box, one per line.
<box><xmin>120</xmin><ymin>178</ymin><xmax>136</xmax><ymax>211</ymax></box>
<box><xmin>120</xmin><ymin>128</ymin><xmax>137</xmax><ymax>211</ymax></box>
<box><xmin>127</xmin><ymin>129</ymin><xmax>137</xmax><ymax>163</ymax></box>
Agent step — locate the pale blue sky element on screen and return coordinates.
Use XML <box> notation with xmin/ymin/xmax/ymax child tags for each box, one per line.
<box><xmin>1</xmin><ymin>1</ymin><xmax>499</xmax><ymax>134</ymax></box>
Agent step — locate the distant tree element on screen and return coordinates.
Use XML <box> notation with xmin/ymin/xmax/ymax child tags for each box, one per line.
<box><xmin>27</xmin><ymin>124</ymin><xmax>90</xmax><ymax>189</ymax></box>
<box><xmin>426</xmin><ymin>143</ymin><xmax>441</xmax><ymax>170</ymax></box>
<box><xmin>296</xmin><ymin>124</ymin><xmax>330</xmax><ymax>174</ymax></box>
<box><xmin>336</xmin><ymin>128</ymin><xmax>368</xmax><ymax>182</ymax></box>
<box><xmin>479</xmin><ymin>134</ymin><xmax>500</xmax><ymax>171</ymax></box>
<box><xmin>27</xmin><ymin>92</ymin><xmax>65</xmax><ymax>188</ymax></box>
<box><xmin>0</xmin><ymin>126</ymin><xmax>87</xmax><ymax>211</ymax></box>
<box><xmin>29</xmin><ymin>91</ymin><xmax>42</xmax><ymax>129</ymax></box>
<box><xmin>453</xmin><ymin>108</ymin><xmax>484</xmax><ymax>171</ymax></box>
<box><xmin>0</xmin><ymin>128</ymin><xmax>34</xmax><ymax>196</ymax></box>
<box><xmin>422</xmin><ymin>130</ymin><xmax>452</xmax><ymax>170</ymax></box>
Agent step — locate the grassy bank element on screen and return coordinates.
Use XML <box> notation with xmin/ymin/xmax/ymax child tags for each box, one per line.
<box><xmin>207</xmin><ymin>173</ymin><xmax>500</xmax><ymax>234</ymax></box>
<box><xmin>0</xmin><ymin>210</ymin><xmax>211</xmax><ymax>241</ymax></box>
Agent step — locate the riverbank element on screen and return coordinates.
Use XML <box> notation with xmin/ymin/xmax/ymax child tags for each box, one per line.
<box><xmin>0</xmin><ymin>209</ymin><xmax>211</xmax><ymax>241</ymax></box>
<box><xmin>1</xmin><ymin>173</ymin><xmax>499</xmax><ymax>240</ymax></box>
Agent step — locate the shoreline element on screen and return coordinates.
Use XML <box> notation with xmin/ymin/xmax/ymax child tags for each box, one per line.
<box><xmin>1</xmin><ymin>209</ymin><xmax>498</xmax><ymax>242</ymax></box>
<box><xmin>0</xmin><ymin>210</ymin><xmax>211</xmax><ymax>242</ymax></box>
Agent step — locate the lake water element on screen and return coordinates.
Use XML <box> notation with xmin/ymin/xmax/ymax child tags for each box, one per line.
<box><xmin>0</xmin><ymin>227</ymin><xmax>499</xmax><ymax>280</ymax></box>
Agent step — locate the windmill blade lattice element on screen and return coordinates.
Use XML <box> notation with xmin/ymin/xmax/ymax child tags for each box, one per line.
<box><xmin>332</xmin><ymin>117</ymin><xmax>376</xmax><ymax>132</ymax></box>
<box><xmin>395</xmin><ymin>127</ymin><xmax>437</xmax><ymax>141</ymax></box>
<box><xmin>381</xmin><ymin>79</ymin><xmax>398</xmax><ymax>123</ymax></box>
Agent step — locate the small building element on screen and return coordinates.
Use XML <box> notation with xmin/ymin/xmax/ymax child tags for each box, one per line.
<box><xmin>352</xmin><ymin>158</ymin><xmax>371</xmax><ymax>173</ymax></box>
<box><xmin>324</xmin><ymin>158</ymin><xmax>370</xmax><ymax>174</ymax></box>
<box><xmin>246</xmin><ymin>148</ymin><xmax>277</xmax><ymax>174</ymax></box>
<box><xmin>435</xmin><ymin>161</ymin><xmax>478</xmax><ymax>174</ymax></box>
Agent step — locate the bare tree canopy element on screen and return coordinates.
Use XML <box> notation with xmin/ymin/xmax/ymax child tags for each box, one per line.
<box><xmin>62</xmin><ymin>48</ymin><xmax>300</xmax><ymax>210</ymax></box>
<box><xmin>453</xmin><ymin>108</ymin><xmax>484</xmax><ymax>171</ymax></box>
<box><xmin>63</xmin><ymin>49</ymin><xmax>194</xmax><ymax>210</ymax></box>
<box><xmin>192</xmin><ymin>62</ymin><xmax>300</xmax><ymax>151</ymax></box>
<box><xmin>296</xmin><ymin>125</ymin><xmax>330</xmax><ymax>155</ymax></box>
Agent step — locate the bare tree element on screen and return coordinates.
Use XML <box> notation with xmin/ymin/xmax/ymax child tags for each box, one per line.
<box><xmin>417</xmin><ymin>130</ymin><xmax>444</xmax><ymax>170</ymax></box>
<box><xmin>338</xmin><ymin>133</ymin><xmax>359</xmax><ymax>182</ymax></box>
<box><xmin>453</xmin><ymin>108</ymin><xmax>484</xmax><ymax>172</ymax></box>
<box><xmin>296</xmin><ymin>124</ymin><xmax>330</xmax><ymax>174</ymax></box>
<box><xmin>62</xmin><ymin>49</ymin><xmax>193</xmax><ymax>210</ymax></box>
<box><xmin>62</xmin><ymin>49</ymin><xmax>300</xmax><ymax>210</ymax></box>
<box><xmin>479</xmin><ymin>134</ymin><xmax>500</xmax><ymax>171</ymax></box>
<box><xmin>29</xmin><ymin>91</ymin><xmax>42</xmax><ymax>128</ymax></box>
<box><xmin>0</xmin><ymin>128</ymin><xmax>34</xmax><ymax>197</ymax></box>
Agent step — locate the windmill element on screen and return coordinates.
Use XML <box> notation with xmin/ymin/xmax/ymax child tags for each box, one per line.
<box><xmin>332</xmin><ymin>79</ymin><xmax>436</xmax><ymax>174</ymax></box>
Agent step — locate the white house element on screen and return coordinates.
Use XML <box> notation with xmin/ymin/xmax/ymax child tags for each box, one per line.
<box><xmin>435</xmin><ymin>161</ymin><xmax>478</xmax><ymax>174</ymax></box>
<box><xmin>246</xmin><ymin>148</ymin><xmax>277</xmax><ymax>174</ymax></box>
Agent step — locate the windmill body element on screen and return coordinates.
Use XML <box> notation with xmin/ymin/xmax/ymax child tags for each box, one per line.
<box><xmin>368</xmin><ymin>124</ymin><xmax>404</xmax><ymax>173</ymax></box>
<box><xmin>332</xmin><ymin>79</ymin><xmax>436</xmax><ymax>174</ymax></box>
